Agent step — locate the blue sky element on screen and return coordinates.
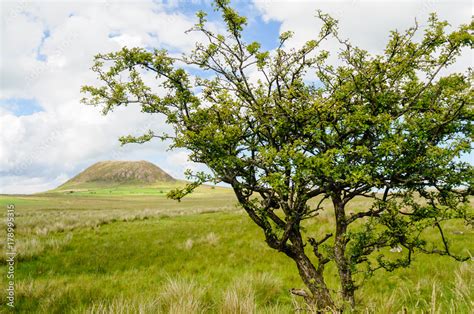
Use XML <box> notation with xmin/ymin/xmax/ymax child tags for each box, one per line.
<box><xmin>0</xmin><ymin>98</ymin><xmax>44</xmax><ymax>116</ymax></box>
<box><xmin>163</xmin><ymin>0</ymin><xmax>281</xmax><ymax>50</ymax></box>
<box><xmin>0</xmin><ymin>0</ymin><xmax>472</xmax><ymax>194</ymax></box>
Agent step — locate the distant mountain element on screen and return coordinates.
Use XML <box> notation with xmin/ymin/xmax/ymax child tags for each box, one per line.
<box><xmin>57</xmin><ymin>160</ymin><xmax>175</xmax><ymax>189</ymax></box>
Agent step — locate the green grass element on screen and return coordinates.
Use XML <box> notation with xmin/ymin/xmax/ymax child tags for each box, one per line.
<box><xmin>0</xmin><ymin>188</ymin><xmax>472</xmax><ymax>313</ymax></box>
<box><xmin>50</xmin><ymin>180</ymin><xmax>226</xmax><ymax>197</ymax></box>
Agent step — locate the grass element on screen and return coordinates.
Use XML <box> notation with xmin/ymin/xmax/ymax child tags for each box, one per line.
<box><xmin>51</xmin><ymin>180</ymin><xmax>226</xmax><ymax>197</ymax></box>
<box><xmin>0</xmin><ymin>186</ymin><xmax>472</xmax><ymax>313</ymax></box>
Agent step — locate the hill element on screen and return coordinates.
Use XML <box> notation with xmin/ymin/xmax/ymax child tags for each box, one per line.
<box><xmin>56</xmin><ymin>160</ymin><xmax>175</xmax><ymax>190</ymax></box>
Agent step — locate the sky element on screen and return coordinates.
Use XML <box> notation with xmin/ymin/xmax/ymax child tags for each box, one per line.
<box><xmin>0</xmin><ymin>0</ymin><xmax>472</xmax><ymax>194</ymax></box>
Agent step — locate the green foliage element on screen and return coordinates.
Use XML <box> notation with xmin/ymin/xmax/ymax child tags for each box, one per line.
<box><xmin>82</xmin><ymin>0</ymin><xmax>473</xmax><ymax>309</ymax></box>
<box><xmin>167</xmin><ymin>170</ymin><xmax>214</xmax><ymax>201</ymax></box>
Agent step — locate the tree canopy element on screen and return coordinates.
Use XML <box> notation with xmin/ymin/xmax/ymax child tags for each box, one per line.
<box><xmin>82</xmin><ymin>0</ymin><xmax>473</xmax><ymax>310</ymax></box>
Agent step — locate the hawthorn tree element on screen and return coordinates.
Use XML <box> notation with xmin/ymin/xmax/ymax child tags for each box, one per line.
<box><xmin>82</xmin><ymin>1</ymin><xmax>473</xmax><ymax>310</ymax></box>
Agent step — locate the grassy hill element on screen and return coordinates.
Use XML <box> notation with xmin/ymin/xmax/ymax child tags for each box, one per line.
<box><xmin>49</xmin><ymin>160</ymin><xmax>192</xmax><ymax>196</ymax></box>
<box><xmin>56</xmin><ymin>160</ymin><xmax>175</xmax><ymax>190</ymax></box>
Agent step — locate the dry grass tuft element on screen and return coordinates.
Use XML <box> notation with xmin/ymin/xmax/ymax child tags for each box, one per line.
<box><xmin>159</xmin><ymin>277</ymin><xmax>205</xmax><ymax>314</ymax></box>
<box><xmin>183</xmin><ymin>238</ymin><xmax>194</xmax><ymax>250</ymax></box>
<box><xmin>6</xmin><ymin>233</ymin><xmax>74</xmax><ymax>262</ymax></box>
<box><xmin>220</xmin><ymin>272</ymin><xmax>281</xmax><ymax>313</ymax></box>
<box><xmin>204</xmin><ymin>232</ymin><xmax>219</xmax><ymax>246</ymax></box>
<box><xmin>85</xmin><ymin>297</ymin><xmax>160</xmax><ymax>314</ymax></box>
<box><xmin>220</xmin><ymin>285</ymin><xmax>255</xmax><ymax>314</ymax></box>
<box><xmin>83</xmin><ymin>278</ymin><xmax>205</xmax><ymax>313</ymax></box>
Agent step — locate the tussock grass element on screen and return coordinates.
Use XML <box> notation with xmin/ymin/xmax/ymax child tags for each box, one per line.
<box><xmin>360</xmin><ymin>262</ymin><xmax>473</xmax><ymax>313</ymax></box>
<box><xmin>181</xmin><ymin>232</ymin><xmax>220</xmax><ymax>251</ymax></box>
<box><xmin>452</xmin><ymin>262</ymin><xmax>473</xmax><ymax>307</ymax></box>
<box><xmin>75</xmin><ymin>275</ymin><xmax>282</xmax><ymax>313</ymax></box>
<box><xmin>79</xmin><ymin>278</ymin><xmax>205</xmax><ymax>313</ymax></box>
<box><xmin>205</xmin><ymin>232</ymin><xmax>219</xmax><ymax>246</ymax></box>
<box><xmin>86</xmin><ymin>298</ymin><xmax>159</xmax><ymax>314</ymax></box>
<box><xmin>219</xmin><ymin>273</ymin><xmax>283</xmax><ymax>313</ymax></box>
<box><xmin>183</xmin><ymin>238</ymin><xmax>194</xmax><ymax>250</ymax></box>
<box><xmin>220</xmin><ymin>277</ymin><xmax>256</xmax><ymax>313</ymax></box>
<box><xmin>13</xmin><ymin>233</ymin><xmax>73</xmax><ymax>262</ymax></box>
<box><xmin>160</xmin><ymin>278</ymin><xmax>205</xmax><ymax>313</ymax></box>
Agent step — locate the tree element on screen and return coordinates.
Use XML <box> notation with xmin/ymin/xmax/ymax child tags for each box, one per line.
<box><xmin>82</xmin><ymin>1</ymin><xmax>473</xmax><ymax>310</ymax></box>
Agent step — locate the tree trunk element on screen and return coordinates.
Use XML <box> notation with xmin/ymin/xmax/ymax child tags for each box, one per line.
<box><xmin>334</xmin><ymin>235</ymin><xmax>355</xmax><ymax>307</ymax></box>
<box><xmin>289</xmin><ymin>230</ymin><xmax>336</xmax><ymax>311</ymax></box>
<box><xmin>293</xmin><ymin>251</ymin><xmax>335</xmax><ymax>310</ymax></box>
<box><xmin>333</xmin><ymin>197</ymin><xmax>356</xmax><ymax>308</ymax></box>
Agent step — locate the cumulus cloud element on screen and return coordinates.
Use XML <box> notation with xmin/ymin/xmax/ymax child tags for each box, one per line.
<box><xmin>254</xmin><ymin>0</ymin><xmax>472</xmax><ymax>74</ymax></box>
<box><xmin>0</xmin><ymin>0</ymin><xmax>204</xmax><ymax>193</ymax></box>
<box><xmin>254</xmin><ymin>0</ymin><xmax>472</xmax><ymax>48</ymax></box>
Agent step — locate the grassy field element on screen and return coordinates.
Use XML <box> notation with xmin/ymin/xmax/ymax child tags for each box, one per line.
<box><xmin>0</xmin><ymin>185</ymin><xmax>472</xmax><ymax>313</ymax></box>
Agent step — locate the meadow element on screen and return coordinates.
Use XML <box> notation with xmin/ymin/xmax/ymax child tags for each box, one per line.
<box><xmin>0</xmin><ymin>185</ymin><xmax>472</xmax><ymax>313</ymax></box>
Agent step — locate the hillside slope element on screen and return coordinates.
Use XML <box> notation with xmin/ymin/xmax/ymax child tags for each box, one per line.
<box><xmin>57</xmin><ymin>160</ymin><xmax>175</xmax><ymax>190</ymax></box>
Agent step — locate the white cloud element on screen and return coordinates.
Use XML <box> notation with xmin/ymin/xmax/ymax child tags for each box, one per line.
<box><xmin>253</xmin><ymin>0</ymin><xmax>472</xmax><ymax>69</ymax></box>
<box><xmin>165</xmin><ymin>150</ymin><xmax>195</xmax><ymax>178</ymax></box>
<box><xmin>0</xmin><ymin>174</ymin><xmax>70</xmax><ymax>194</ymax></box>
<box><xmin>0</xmin><ymin>0</ymin><xmax>206</xmax><ymax>193</ymax></box>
